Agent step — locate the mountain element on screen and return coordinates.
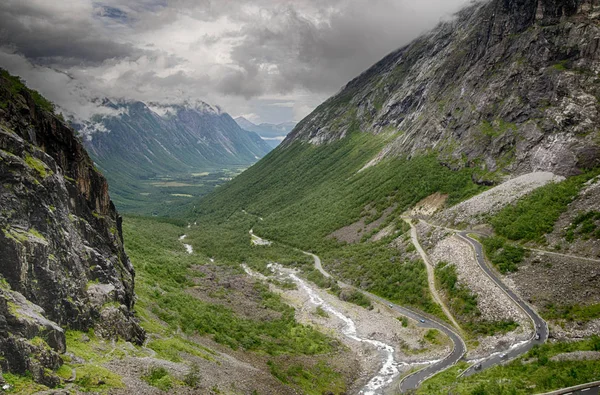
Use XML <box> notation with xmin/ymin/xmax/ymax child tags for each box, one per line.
<box><xmin>0</xmin><ymin>70</ymin><xmax>143</xmax><ymax>387</ymax></box>
<box><xmin>199</xmin><ymin>0</ymin><xmax>600</xmax><ymax>236</ymax></box>
<box><xmin>285</xmin><ymin>0</ymin><xmax>599</xmax><ymax>180</ymax></box>
<box><xmin>81</xmin><ymin>101</ymin><xmax>271</xmax><ymax>179</ymax></box>
<box><xmin>194</xmin><ymin>2</ymin><xmax>600</xmax><ymax>392</ymax></box>
<box><xmin>76</xmin><ymin>101</ymin><xmax>272</xmax><ymax>215</ymax></box>
<box><xmin>235</xmin><ymin>117</ymin><xmax>296</xmax><ymax>148</ymax></box>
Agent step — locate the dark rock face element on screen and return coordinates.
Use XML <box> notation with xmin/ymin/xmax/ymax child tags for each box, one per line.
<box><xmin>0</xmin><ymin>72</ymin><xmax>144</xmax><ymax>385</ymax></box>
<box><xmin>286</xmin><ymin>0</ymin><xmax>600</xmax><ymax>181</ymax></box>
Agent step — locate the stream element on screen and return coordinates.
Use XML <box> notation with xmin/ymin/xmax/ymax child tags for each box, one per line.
<box><xmin>179</xmin><ymin>235</ymin><xmax>193</xmax><ymax>254</ymax></box>
<box><xmin>263</xmin><ymin>263</ymin><xmax>427</xmax><ymax>395</ymax></box>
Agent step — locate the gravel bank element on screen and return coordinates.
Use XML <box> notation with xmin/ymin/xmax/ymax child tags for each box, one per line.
<box><xmin>436</xmin><ymin>172</ymin><xmax>564</xmax><ymax>225</ymax></box>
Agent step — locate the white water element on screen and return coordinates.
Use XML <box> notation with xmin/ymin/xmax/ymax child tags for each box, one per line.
<box><xmin>468</xmin><ymin>338</ymin><xmax>530</xmax><ymax>365</ymax></box>
<box><xmin>249</xmin><ymin>229</ymin><xmax>272</xmax><ymax>246</ymax></box>
<box><xmin>242</xmin><ymin>245</ymin><xmax>440</xmax><ymax>394</ymax></box>
<box><xmin>267</xmin><ymin>263</ymin><xmax>404</xmax><ymax>395</ymax></box>
<box><xmin>179</xmin><ymin>235</ymin><xmax>193</xmax><ymax>254</ymax></box>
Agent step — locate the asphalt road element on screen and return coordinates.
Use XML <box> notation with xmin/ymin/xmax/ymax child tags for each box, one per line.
<box><xmin>571</xmin><ymin>386</ymin><xmax>600</xmax><ymax>395</ymax></box>
<box><xmin>548</xmin><ymin>383</ymin><xmax>600</xmax><ymax>395</ymax></box>
<box><xmin>387</xmin><ymin>299</ymin><xmax>466</xmax><ymax>393</ymax></box>
<box><xmin>457</xmin><ymin>232</ymin><xmax>549</xmax><ymax>376</ymax></box>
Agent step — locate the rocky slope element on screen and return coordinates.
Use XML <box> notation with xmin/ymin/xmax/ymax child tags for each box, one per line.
<box><xmin>286</xmin><ymin>0</ymin><xmax>600</xmax><ymax>182</ymax></box>
<box><xmin>0</xmin><ymin>70</ymin><xmax>143</xmax><ymax>386</ymax></box>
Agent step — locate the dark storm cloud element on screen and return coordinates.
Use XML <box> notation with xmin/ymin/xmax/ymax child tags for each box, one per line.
<box><xmin>0</xmin><ymin>1</ymin><xmax>141</xmax><ymax>66</ymax></box>
<box><xmin>219</xmin><ymin>0</ymin><xmax>471</xmax><ymax>96</ymax></box>
<box><xmin>0</xmin><ymin>0</ymin><xmax>472</xmax><ymax>123</ymax></box>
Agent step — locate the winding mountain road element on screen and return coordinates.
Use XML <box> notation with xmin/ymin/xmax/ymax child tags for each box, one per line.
<box><xmin>246</xmin><ymin>211</ymin><xmax>549</xmax><ymax>392</ymax></box>
<box><xmin>456</xmin><ymin>231</ymin><xmax>549</xmax><ymax>376</ymax></box>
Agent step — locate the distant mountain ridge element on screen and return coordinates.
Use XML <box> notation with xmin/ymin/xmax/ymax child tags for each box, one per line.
<box><xmin>80</xmin><ymin>101</ymin><xmax>271</xmax><ymax>179</ymax></box>
<box><xmin>74</xmin><ymin>100</ymin><xmax>272</xmax><ymax>212</ymax></box>
<box><xmin>235</xmin><ymin>117</ymin><xmax>296</xmax><ymax>148</ymax></box>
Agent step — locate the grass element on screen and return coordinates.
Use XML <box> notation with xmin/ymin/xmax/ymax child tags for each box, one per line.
<box><xmin>482</xmin><ymin>236</ymin><xmax>526</xmax><ymax>274</ymax></box>
<box><xmin>322</xmin><ymin>240</ymin><xmax>442</xmax><ymax>317</ymax></box>
<box><xmin>424</xmin><ymin>329</ymin><xmax>442</xmax><ymax>344</ymax></box>
<box><xmin>479</xmin><ymin>119</ymin><xmax>517</xmax><ymax>138</ymax></box>
<box><xmin>314</xmin><ymin>306</ymin><xmax>329</xmax><ymax>318</ymax></box>
<box><xmin>75</xmin><ymin>365</ymin><xmax>124</xmax><ymax>392</ymax></box>
<box><xmin>24</xmin><ymin>154</ymin><xmax>51</xmax><ymax>178</ymax></box>
<box><xmin>146</xmin><ymin>337</ymin><xmax>215</xmax><ymax>363</ymax></box>
<box><xmin>1</xmin><ymin>69</ymin><xmax>56</xmax><ymax>113</ymax></box>
<box><xmin>188</xmin><ymin>133</ymin><xmax>485</xmax><ymax>332</ymax></box>
<box><xmin>195</xmin><ymin>134</ymin><xmax>484</xmax><ymax>253</ymax></box>
<box><xmin>565</xmin><ymin>211</ymin><xmax>600</xmax><ymax>241</ymax></box>
<box><xmin>489</xmin><ymin>171</ymin><xmax>599</xmax><ymax>243</ymax></box>
<box><xmin>418</xmin><ymin>336</ymin><xmax>600</xmax><ymax>394</ymax></box>
<box><xmin>267</xmin><ymin>360</ymin><xmax>346</xmax><ymax>395</ymax></box>
<box><xmin>142</xmin><ymin>366</ymin><xmax>177</xmax><ymax>392</ymax></box>
<box><xmin>543</xmin><ymin>302</ymin><xmax>600</xmax><ymax>323</ymax></box>
<box><xmin>2</xmin><ymin>372</ymin><xmax>48</xmax><ymax>393</ymax></box>
<box><xmin>122</xmin><ymin>215</ymin><xmax>353</xmax><ymax>394</ymax></box>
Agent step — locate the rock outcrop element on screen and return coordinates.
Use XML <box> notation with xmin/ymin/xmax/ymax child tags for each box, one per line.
<box><xmin>286</xmin><ymin>0</ymin><xmax>600</xmax><ymax>182</ymax></box>
<box><xmin>0</xmin><ymin>70</ymin><xmax>144</xmax><ymax>385</ymax></box>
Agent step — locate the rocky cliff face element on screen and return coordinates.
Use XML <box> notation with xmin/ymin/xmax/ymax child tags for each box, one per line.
<box><xmin>286</xmin><ymin>0</ymin><xmax>600</xmax><ymax>182</ymax></box>
<box><xmin>0</xmin><ymin>71</ymin><xmax>143</xmax><ymax>386</ymax></box>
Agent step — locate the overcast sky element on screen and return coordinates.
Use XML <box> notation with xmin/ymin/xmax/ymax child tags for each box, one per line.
<box><xmin>0</xmin><ymin>0</ymin><xmax>471</xmax><ymax>124</ymax></box>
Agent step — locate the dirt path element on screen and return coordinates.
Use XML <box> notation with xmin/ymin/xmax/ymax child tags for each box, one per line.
<box><xmin>403</xmin><ymin>218</ymin><xmax>463</xmax><ymax>333</ymax></box>
<box><xmin>528</xmin><ymin>248</ymin><xmax>600</xmax><ymax>263</ymax></box>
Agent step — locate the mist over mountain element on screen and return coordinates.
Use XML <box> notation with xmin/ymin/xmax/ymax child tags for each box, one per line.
<box><xmin>235</xmin><ymin>117</ymin><xmax>297</xmax><ymax>148</ymax></box>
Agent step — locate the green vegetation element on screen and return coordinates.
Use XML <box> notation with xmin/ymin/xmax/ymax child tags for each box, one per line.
<box><xmin>552</xmin><ymin>60</ymin><xmax>570</xmax><ymax>72</ymax></box>
<box><xmin>0</xmin><ymin>69</ymin><xmax>55</xmax><ymax>113</ymax></box>
<box><xmin>436</xmin><ymin>262</ymin><xmax>477</xmax><ymax>316</ymax></box>
<box><xmin>338</xmin><ymin>289</ymin><xmax>372</xmax><ymax>309</ymax></box>
<box><xmin>323</xmin><ymin>240</ymin><xmax>442</xmax><ymax>317</ymax></box>
<box><xmin>146</xmin><ymin>337</ymin><xmax>214</xmax><ymax>363</ymax></box>
<box><xmin>490</xmin><ymin>172</ymin><xmax>599</xmax><ymax>242</ymax></box>
<box><xmin>314</xmin><ymin>306</ymin><xmax>329</xmax><ymax>318</ymax></box>
<box><xmin>424</xmin><ymin>329</ymin><xmax>441</xmax><ymax>344</ymax></box>
<box><xmin>24</xmin><ymin>154</ymin><xmax>51</xmax><ymax>178</ymax></box>
<box><xmin>482</xmin><ymin>236</ymin><xmax>526</xmax><ymax>273</ymax></box>
<box><xmin>189</xmin><ymin>133</ymin><xmax>485</xmax><ymax>329</ymax></box>
<box><xmin>124</xmin><ymin>216</ymin><xmax>334</xmax><ymax>356</ymax></box>
<box><xmin>2</xmin><ymin>372</ymin><xmax>48</xmax><ymax>393</ymax></box>
<box><xmin>105</xmin><ymin>167</ymin><xmax>247</xmax><ymax>218</ymax></box>
<box><xmin>75</xmin><ymin>365</ymin><xmax>124</xmax><ymax>392</ymax></box>
<box><xmin>418</xmin><ymin>337</ymin><xmax>600</xmax><ymax>394</ymax></box>
<box><xmin>435</xmin><ymin>262</ymin><xmax>518</xmax><ymax>337</ymax></box>
<box><xmin>183</xmin><ymin>363</ymin><xmax>201</xmax><ymax>388</ymax></box>
<box><xmin>267</xmin><ymin>361</ymin><xmax>346</xmax><ymax>395</ymax></box>
<box><xmin>142</xmin><ymin>366</ymin><xmax>176</xmax><ymax>392</ymax></box>
<box><xmin>543</xmin><ymin>302</ymin><xmax>600</xmax><ymax>323</ymax></box>
<box><xmin>479</xmin><ymin>119</ymin><xmax>517</xmax><ymax>138</ymax></box>
<box><xmin>120</xmin><ymin>215</ymin><xmax>356</xmax><ymax>395</ymax></box>
<box><xmin>398</xmin><ymin>316</ymin><xmax>409</xmax><ymax>327</ymax></box>
<box><xmin>565</xmin><ymin>211</ymin><xmax>600</xmax><ymax>241</ymax></box>
<box><xmin>196</xmin><ymin>135</ymin><xmax>484</xmax><ymax>252</ymax></box>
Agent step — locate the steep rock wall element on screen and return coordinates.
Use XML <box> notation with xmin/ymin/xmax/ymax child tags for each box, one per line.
<box><xmin>0</xmin><ymin>71</ymin><xmax>144</xmax><ymax>385</ymax></box>
<box><xmin>286</xmin><ymin>0</ymin><xmax>600</xmax><ymax>181</ymax></box>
